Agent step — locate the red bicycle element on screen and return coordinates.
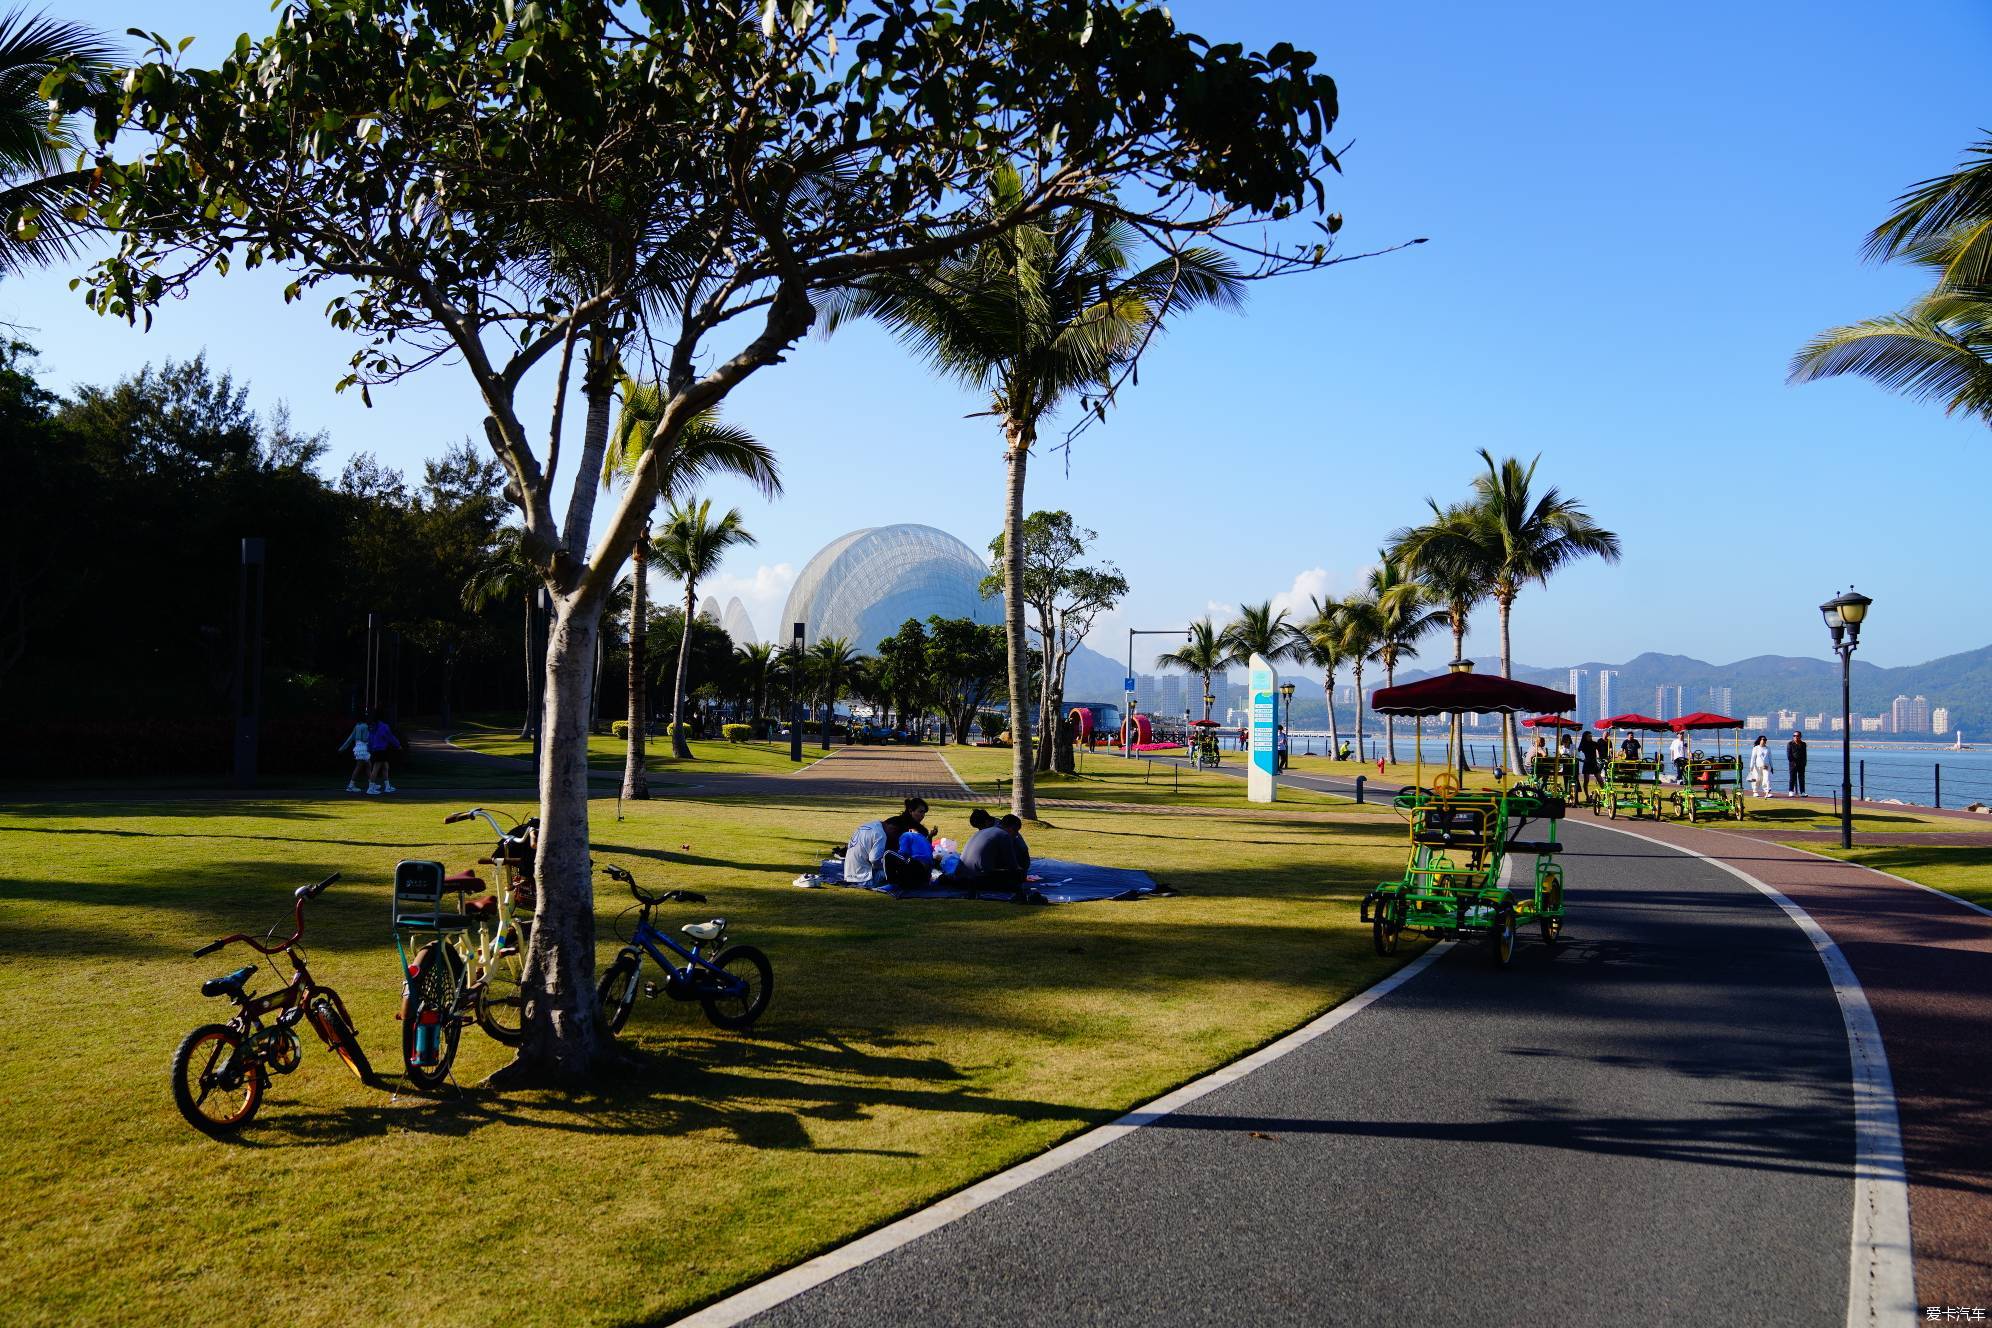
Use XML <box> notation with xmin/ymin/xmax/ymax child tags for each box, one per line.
<box><xmin>172</xmin><ymin>873</ymin><xmax>374</xmax><ymax>1136</ymax></box>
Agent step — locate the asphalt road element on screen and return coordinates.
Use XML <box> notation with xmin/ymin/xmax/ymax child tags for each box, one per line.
<box><xmin>736</xmin><ymin>814</ymin><xmax>1857</xmax><ymax>1328</ymax></box>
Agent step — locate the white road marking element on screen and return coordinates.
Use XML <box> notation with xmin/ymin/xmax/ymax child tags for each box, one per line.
<box><xmin>1588</xmin><ymin>821</ymin><xmax>1917</xmax><ymax>1328</ymax></box>
<box><xmin>669</xmin><ymin>942</ymin><xmax>1456</xmax><ymax>1327</ymax></box>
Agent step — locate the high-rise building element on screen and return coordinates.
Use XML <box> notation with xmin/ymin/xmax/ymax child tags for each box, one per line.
<box><xmin>1745</xmin><ymin>714</ymin><xmax>1770</xmax><ymax>730</ymax></box>
<box><xmin>1859</xmin><ymin>716</ymin><xmax>1886</xmax><ymax>733</ymax></box>
<box><xmin>1566</xmin><ymin>668</ymin><xmax>1590</xmax><ymax>725</ymax></box>
<box><xmin>1155</xmin><ymin>673</ymin><xmax>1187</xmax><ymax>717</ymax></box>
<box><xmin>1705</xmin><ymin>686</ymin><xmax>1733</xmax><ymax>716</ymax></box>
<box><xmin>1932</xmin><ymin>706</ymin><xmax>1951</xmax><ymax>735</ymax></box>
<box><xmin>1597</xmin><ymin>669</ymin><xmax>1618</xmax><ymax>722</ymax></box>
<box><xmin>1776</xmin><ymin>708</ymin><xmax>1800</xmax><ymax>730</ymax></box>
<box><xmin>1890</xmin><ymin>694</ymin><xmax>1930</xmax><ymax>735</ymax></box>
<box><xmin>1803</xmin><ymin>713</ymin><xmax>1827</xmax><ymax>731</ymax></box>
<box><xmin>1653</xmin><ymin>684</ymin><xmax>1684</xmax><ymax>722</ymax></box>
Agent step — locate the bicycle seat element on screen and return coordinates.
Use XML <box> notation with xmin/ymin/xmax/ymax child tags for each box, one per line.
<box><xmin>201</xmin><ymin>965</ymin><xmax>256</xmax><ymax>999</ymax></box>
<box><xmin>681</xmin><ymin>919</ymin><xmax>727</xmax><ymax>943</ymax></box>
<box><xmin>446</xmin><ymin>870</ymin><xmax>482</xmax><ymax>886</ymax></box>
<box><xmin>463</xmin><ymin>895</ymin><xmax>499</xmax><ymax>921</ymax></box>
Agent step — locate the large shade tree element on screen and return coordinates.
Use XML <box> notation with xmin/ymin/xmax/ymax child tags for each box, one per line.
<box><xmin>56</xmin><ymin>0</ymin><xmax>1355</xmax><ymax>1082</ymax></box>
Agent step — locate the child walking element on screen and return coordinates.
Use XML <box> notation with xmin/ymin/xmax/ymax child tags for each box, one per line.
<box><xmin>338</xmin><ymin>714</ymin><xmax>373</xmax><ymax>793</ymax></box>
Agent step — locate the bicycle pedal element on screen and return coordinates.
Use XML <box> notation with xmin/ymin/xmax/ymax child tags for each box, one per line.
<box><xmin>641</xmin><ymin>982</ymin><xmax>661</xmax><ymax>999</ymax></box>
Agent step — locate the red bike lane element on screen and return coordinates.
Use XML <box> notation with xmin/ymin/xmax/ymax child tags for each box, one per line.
<box><xmin>1604</xmin><ymin>818</ymin><xmax>1992</xmax><ymax>1310</ymax></box>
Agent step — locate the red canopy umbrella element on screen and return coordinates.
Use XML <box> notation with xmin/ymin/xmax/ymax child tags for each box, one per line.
<box><xmin>1596</xmin><ymin>713</ymin><xmax>1673</xmax><ymax>732</ymax></box>
<box><xmin>1188</xmin><ymin>718</ymin><xmax>1222</xmax><ymax>727</ymax></box>
<box><xmin>1670</xmin><ymin>712</ymin><xmax>1743</xmax><ymax>731</ymax></box>
<box><xmin>1522</xmin><ymin>715</ymin><xmax>1583</xmax><ymax>729</ymax></box>
<box><xmin>1371</xmin><ymin>670</ymin><xmax>1575</xmax><ymax>717</ymax></box>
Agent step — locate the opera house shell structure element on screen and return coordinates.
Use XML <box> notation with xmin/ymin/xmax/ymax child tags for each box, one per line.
<box><xmin>779</xmin><ymin>524</ymin><xmax>999</xmax><ymax>654</ymax></box>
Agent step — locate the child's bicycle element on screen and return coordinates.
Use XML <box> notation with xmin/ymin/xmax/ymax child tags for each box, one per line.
<box><xmin>595</xmin><ymin>862</ymin><xmax>773</xmax><ymax>1035</ymax></box>
<box><xmin>392</xmin><ymin>809</ymin><xmax>539</xmax><ymax>1089</ymax></box>
<box><xmin>173</xmin><ymin>873</ymin><xmax>373</xmax><ymax>1136</ymax></box>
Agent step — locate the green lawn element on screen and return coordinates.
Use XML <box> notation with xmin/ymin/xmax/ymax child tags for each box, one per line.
<box><xmin>0</xmin><ymin>788</ymin><xmax>1409</xmax><ymax>1327</ymax></box>
<box><xmin>935</xmin><ymin>743</ymin><xmax>1353</xmax><ymax>809</ymax></box>
<box><xmin>451</xmin><ymin>720</ymin><xmax>804</xmax><ymax>776</ymax></box>
<box><xmin>1786</xmin><ymin>843</ymin><xmax>1992</xmax><ymax>909</ymax></box>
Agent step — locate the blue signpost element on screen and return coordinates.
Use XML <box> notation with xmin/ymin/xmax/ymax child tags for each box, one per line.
<box><xmin>1248</xmin><ymin>653</ymin><xmax>1278</xmax><ymax>802</ymax></box>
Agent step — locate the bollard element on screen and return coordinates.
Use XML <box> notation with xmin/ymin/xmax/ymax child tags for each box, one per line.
<box><xmin>1859</xmin><ymin>759</ymin><xmax>1865</xmax><ymax>802</ymax></box>
<box><xmin>1935</xmin><ymin>763</ymin><xmax>1941</xmax><ymax>809</ymax></box>
<box><xmin>1354</xmin><ymin>774</ymin><xmax>1367</xmax><ymax>804</ymax></box>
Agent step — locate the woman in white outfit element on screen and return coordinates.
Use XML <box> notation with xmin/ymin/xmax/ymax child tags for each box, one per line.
<box><xmin>1747</xmin><ymin>734</ymin><xmax>1773</xmax><ymax>797</ymax></box>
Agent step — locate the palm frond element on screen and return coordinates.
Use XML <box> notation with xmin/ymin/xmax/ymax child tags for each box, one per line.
<box><xmin>1788</xmin><ymin>310</ymin><xmax>1992</xmax><ymax>421</ymax></box>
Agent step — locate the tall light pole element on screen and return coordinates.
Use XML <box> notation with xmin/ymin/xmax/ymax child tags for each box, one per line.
<box><xmin>1819</xmin><ymin>587</ymin><xmax>1873</xmax><ymax>849</ymax></box>
<box><xmin>1279</xmin><ymin>681</ymin><xmax>1296</xmax><ymax>766</ymax></box>
<box><xmin>1125</xmin><ymin>627</ymin><xmax>1190</xmax><ymax>758</ymax></box>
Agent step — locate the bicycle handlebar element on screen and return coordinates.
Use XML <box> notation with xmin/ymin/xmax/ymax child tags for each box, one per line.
<box><xmin>196</xmin><ymin>872</ymin><xmax>338</xmax><ymax>958</ymax></box>
<box><xmin>443</xmin><ymin>810</ymin><xmax>474</xmax><ymax>824</ymax></box>
<box><xmin>193</xmin><ymin>939</ymin><xmax>225</xmax><ymax>958</ymax></box>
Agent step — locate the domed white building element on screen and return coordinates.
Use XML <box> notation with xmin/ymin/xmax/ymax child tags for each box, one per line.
<box><xmin>780</xmin><ymin>524</ymin><xmax>999</xmax><ymax>654</ymax></box>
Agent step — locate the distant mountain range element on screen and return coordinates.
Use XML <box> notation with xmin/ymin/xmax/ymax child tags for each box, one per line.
<box><xmin>1060</xmin><ymin>639</ymin><xmax>1992</xmax><ymax>737</ymax></box>
<box><xmin>1352</xmin><ymin>646</ymin><xmax>1992</xmax><ymax>736</ymax></box>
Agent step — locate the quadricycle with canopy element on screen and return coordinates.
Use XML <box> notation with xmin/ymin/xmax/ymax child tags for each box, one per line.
<box><xmin>1359</xmin><ymin>663</ymin><xmax>1575</xmax><ymax>967</ymax></box>
<box><xmin>1591</xmin><ymin>714</ymin><xmax>1672</xmax><ymax>819</ymax></box>
<box><xmin>1666</xmin><ymin>712</ymin><xmax>1748</xmax><ymax>822</ymax></box>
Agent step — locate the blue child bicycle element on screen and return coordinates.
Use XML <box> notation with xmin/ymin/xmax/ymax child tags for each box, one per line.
<box><xmin>595</xmin><ymin>863</ymin><xmax>773</xmax><ymax>1035</ymax></box>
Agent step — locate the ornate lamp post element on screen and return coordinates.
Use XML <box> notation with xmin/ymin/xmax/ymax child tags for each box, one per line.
<box><xmin>1819</xmin><ymin>588</ymin><xmax>1873</xmax><ymax>849</ymax></box>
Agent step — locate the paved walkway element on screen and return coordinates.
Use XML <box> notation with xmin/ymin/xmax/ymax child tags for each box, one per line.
<box><xmin>673</xmin><ymin>758</ymin><xmax>1992</xmax><ymax>1324</ymax></box>
<box><xmin>702</xmin><ymin>817</ymin><xmax>1869</xmax><ymax>1327</ymax></box>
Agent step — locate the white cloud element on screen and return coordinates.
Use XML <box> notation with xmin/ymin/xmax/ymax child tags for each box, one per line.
<box><xmin>1270</xmin><ymin>567</ymin><xmax>1334</xmax><ymax>622</ymax></box>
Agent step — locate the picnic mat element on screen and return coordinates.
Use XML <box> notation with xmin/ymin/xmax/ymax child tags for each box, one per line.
<box><xmin>803</xmin><ymin>856</ymin><xmax>1173</xmax><ymax>904</ymax></box>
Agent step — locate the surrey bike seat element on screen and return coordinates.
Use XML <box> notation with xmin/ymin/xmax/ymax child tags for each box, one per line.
<box><xmin>201</xmin><ymin>965</ymin><xmax>257</xmax><ymax>999</ymax></box>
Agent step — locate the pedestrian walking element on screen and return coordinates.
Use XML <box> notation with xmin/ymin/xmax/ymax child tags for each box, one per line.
<box><xmin>1276</xmin><ymin>726</ymin><xmax>1290</xmax><ymax>772</ymax></box>
<box><xmin>367</xmin><ymin>713</ymin><xmax>402</xmax><ymax>794</ymax></box>
<box><xmin>1667</xmin><ymin>731</ymin><xmax>1688</xmax><ymax>784</ymax></box>
<box><xmin>337</xmin><ymin>714</ymin><xmax>372</xmax><ymax>793</ymax></box>
<box><xmin>1578</xmin><ymin>731</ymin><xmax>1601</xmax><ymax>798</ymax></box>
<box><xmin>1748</xmin><ymin>735</ymin><xmax>1773</xmax><ymax>798</ymax></box>
<box><xmin>1785</xmin><ymin>731</ymin><xmax>1808</xmax><ymax>797</ymax></box>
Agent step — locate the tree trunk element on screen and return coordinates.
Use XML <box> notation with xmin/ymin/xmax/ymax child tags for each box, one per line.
<box><xmin>1051</xmin><ymin>653</ymin><xmax>1074</xmax><ymax>774</ymax></box>
<box><xmin>519</xmin><ymin>593</ymin><xmax>536</xmax><ymax>739</ymax></box>
<box><xmin>1352</xmin><ymin>660</ymin><xmax>1366</xmax><ymax>764</ymax></box>
<box><xmin>671</xmin><ymin>583</ymin><xmax>696</xmax><ymax>760</ymax></box>
<box><xmin>499</xmin><ymin>591</ymin><xmax>604</xmax><ymax>1083</ymax></box>
<box><xmin>1498</xmin><ymin>591</ymin><xmax>1516</xmax><ymax>773</ymax></box>
<box><xmin>1033</xmin><ymin>608</ymin><xmax>1056</xmax><ymax>773</ymax></box>
<box><xmin>1323</xmin><ymin>666</ymin><xmax>1340</xmax><ymax>760</ymax></box>
<box><xmin>1001</xmin><ymin>419</ymin><xmax>1036</xmax><ymax>817</ymax></box>
<box><xmin>622</xmin><ymin>531</ymin><xmax>650</xmax><ymax>799</ymax></box>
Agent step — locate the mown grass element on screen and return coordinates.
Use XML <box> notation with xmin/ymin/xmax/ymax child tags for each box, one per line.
<box><xmin>0</xmin><ymin>787</ymin><xmax>1409</xmax><ymax>1327</ymax></box>
<box><xmin>1791</xmin><ymin>845</ymin><xmax>1992</xmax><ymax>909</ymax></box>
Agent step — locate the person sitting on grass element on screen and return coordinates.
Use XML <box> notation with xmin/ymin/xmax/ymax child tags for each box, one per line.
<box><xmin>962</xmin><ymin>809</ymin><xmax>1027</xmax><ymax>893</ymax></box>
<box><xmin>883</xmin><ymin>819</ymin><xmax>936</xmax><ymax>890</ymax></box>
<box><xmin>999</xmin><ymin>814</ymin><xmax>1032</xmax><ymax>874</ymax></box>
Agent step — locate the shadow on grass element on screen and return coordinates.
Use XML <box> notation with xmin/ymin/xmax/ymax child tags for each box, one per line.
<box><xmin>244</xmin><ymin>1029</ymin><xmax>1117</xmax><ymax>1153</ymax></box>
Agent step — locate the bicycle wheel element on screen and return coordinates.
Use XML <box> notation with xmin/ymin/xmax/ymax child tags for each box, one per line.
<box><xmin>172</xmin><ymin>1024</ymin><xmax>263</xmax><ymax>1136</ymax></box>
<box><xmin>698</xmin><ymin>945</ymin><xmax>773</xmax><ymax>1031</ymax></box>
<box><xmin>307</xmin><ymin>988</ymin><xmax>376</xmax><ymax>1084</ymax></box>
<box><xmin>401</xmin><ymin>943</ymin><xmax>464</xmax><ymax>1090</ymax></box>
<box><xmin>595</xmin><ymin>955</ymin><xmax>637</xmax><ymax>1036</ymax></box>
<box><xmin>475</xmin><ymin>930</ymin><xmax>527</xmax><ymax>1046</ymax></box>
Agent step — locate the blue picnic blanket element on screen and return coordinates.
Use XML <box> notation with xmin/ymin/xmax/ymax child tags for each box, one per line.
<box><xmin>809</xmin><ymin>856</ymin><xmax>1172</xmax><ymax>904</ymax></box>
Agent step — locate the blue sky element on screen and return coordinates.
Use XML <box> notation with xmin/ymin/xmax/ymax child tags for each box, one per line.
<box><xmin>11</xmin><ymin>0</ymin><xmax>1988</xmax><ymax>673</ymax></box>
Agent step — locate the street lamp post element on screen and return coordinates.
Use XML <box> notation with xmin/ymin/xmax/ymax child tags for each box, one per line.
<box><xmin>1279</xmin><ymin>681</ymin><xmax>1296</xmax><ymax>766</ymax></box>
<box><xmin>1125</xmin><ymin>627</ymin><xmax>1191</xmax><ymax>758</ymax></box>
<box><xmin>1819</xmin><ymin>587</ymin><xmax>1873</xmax><ymax>849</ymax></box>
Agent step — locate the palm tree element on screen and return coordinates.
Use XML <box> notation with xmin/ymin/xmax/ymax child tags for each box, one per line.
<box><xmin>652</xmin><ymin>500</ymin><xmax>755</xmax><ymax>760</ymax></box>
<box><xmin>602</xmin><ymin>383</ymin><xmax>780</xmax><ymax>793</ymax></box>
<box><xmin>806</xmin><ymin>636</ymin><xmax>864</xmax><ymax>750</ymax></box>
<box><xmin>1391</xmin><ymin>499</ymin><xmax>1493</xmax><ymax>665</ymax></box>
<box><xmin>1218</xmin><ymin>601</ymin><xmax>1302</xmax><ymax>671</ymax></box>
<box><xmin>461</xmin><ymin>525</ymin><xmax>541</xmax><ymax>739</ymax></box>
<box><xmin>0</xmin><ymin>12</ymin><xmax>116</xmax><ymax>275</ymax></box>
<box><xmin>738</xmin><ymin>640</ymin><xmax>779</xmax><ymax>732</ymax></box>
<box><xmin>1156</xmin><ymin>618</ymin><xmax>1227</xmax><ymax>724</ymax></box>
<box><xmin>1409</xmin><ymin>451</ymin><xmax>1621</xmax><ymax>768</ymax></box>
<box><xmin>1790</xmin><ymin>136</ymin><xmax>1992</xmax><ymax>426</ymax></box>
<box><xmin>1334</xmin><ymin>592</ymin><xmax>1384</xmax><ymax>765</ymax></box>
<box><xmin>1296</xmin><ymin>594</ymin><xmax>1344</xmax><ymax>761</ymax></box>
<box><xmin>1367</xmin><ymin>556</ymin><xmax>1447</xmax><ymax>763</ymax></box>
<box><xmin>828</xmin><ymin>164</ymin><xmax>1244</xmax><ymax>818</ymax></box>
